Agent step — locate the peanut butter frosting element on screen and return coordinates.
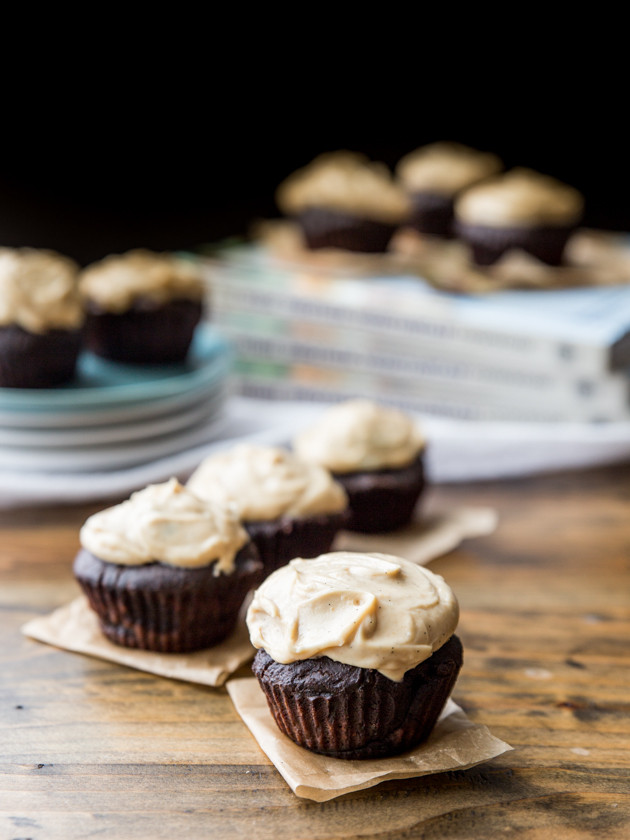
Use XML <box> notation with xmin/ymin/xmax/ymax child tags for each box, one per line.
<box><xmin>187</xmin><ymin>444</ymin><xmax>348</xmax><ymax>522</ymax></box>
<box><xmin>0</xmin><ymin>247</ymin><xmax>83</xmax><ymax>333</ymax></box>
<box><xmin>79</xmin><ymin>478</ymin><xmax>249</xmax><ymax>574</ymax></box>
<box><xmin>276</xmin><ymin>152</ymin><xmax>411</xmax><ymax>223</ymax></box>
<box><xmin>79</xmin><ymin>249</ymin><xmax>205</xmax><ymax>313</ymax></box>
<box><xmin>246</xmin><ymin>551</ymin><xmax>459</xmax><ymax>682</ymax></box>
<box><xmin>396</xmin><ymin>141</ymin><xmax>503</xmax><ymax>195</ymax></box>
<box><xmin>455</xmin><ymin>167</ymin><xmax>584</xmax><ymax>228</ymax></box>
<box><xmin>293</xmin><ymin>399</ymin><xmax>425</xmax><ymax>474</ymax></box>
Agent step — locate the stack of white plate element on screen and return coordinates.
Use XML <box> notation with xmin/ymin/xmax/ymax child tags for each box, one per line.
<box><xmin>0</xmin><ymin>325</ymin><xmax>232</xmax><ymax>473</ymax></box>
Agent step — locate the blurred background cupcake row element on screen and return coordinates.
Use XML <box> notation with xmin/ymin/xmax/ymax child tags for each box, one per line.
<box><xmin>269</xmin><ymin>145</ymin><xmax>589</xmax><ymax>272</ymax></box>
<box><xmin>0</xmin><ymin>248</ymin><xmax>205</xmax><ymax>388</ymax></box>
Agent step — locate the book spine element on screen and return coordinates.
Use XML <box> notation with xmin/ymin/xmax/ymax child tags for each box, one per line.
<box><xmin>232</xmin><ymin>357</ymin><xmax>630</xmax><ymax>422</ymax></box>
<box><xmin>231</xmin><ymin>372</ymin><xmax>612</xmax><ymax>423</ymax></box>
<box><xmin>208</xmin><ymin>267</ymin><xmax>611</xmax><ymax>376</ymax></box>
<box><xmin>216</xmin><ymin>321</ymin><xmax>629</xmax><ymax>411</ymax></box>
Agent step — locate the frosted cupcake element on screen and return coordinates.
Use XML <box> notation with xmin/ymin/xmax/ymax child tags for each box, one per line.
<box><xmin>0</xmin><ymin>248</ymin><xmax>84</xmax><ymax>388</ymax></box>
<box><xmin>248</xmin><ymin>551</ymin><xmax>463</xmax><ymax>759</ymax></box>
<box><xmin>187</xmin><ymin>444</ymin><xmax>349</xmax><ymax>573</ymax></box>
<box><xmin>293</xmin><ymin>399</ymin><xmax>426</xmax><ymax>533</ymax></box>
<box><xmin>276</xmin><ymin>151</ymin><xmax>411</xmax><ymax>252</ymax></box>
<box><xmin>79</xmin><ymin>249</ymin><xmax>205</xmax><ymax>363</ymax></box>
<box><xmin>396</xmin><ymin>141</ymin><xmax>503</xmax><ymax>237</ymax></box>
<box><xmin>73</xmin><ymin>478</ymin><xmax>264</xmax><ymax>652</ymax></box>
<box><xmin>454</xmin><ymin>167</ymin><xmax>584</xmax><ymax>265</ymax></box>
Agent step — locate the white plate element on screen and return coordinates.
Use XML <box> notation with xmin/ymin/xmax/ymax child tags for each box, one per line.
<box><xmin>0</xmin><ymin>408</ymin><xmax>231</xmax><ymax>473</ymax></box>
<box><xmin>0</xmin><ymin>385</ymin><xmax>230</xmax><ymax>448</ymax></box>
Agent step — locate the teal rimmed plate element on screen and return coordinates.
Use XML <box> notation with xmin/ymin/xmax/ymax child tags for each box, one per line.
<box><xmin>0</xmin><ymin>325</ymin><xmax>232</xmax><ymax>427</ymax></box>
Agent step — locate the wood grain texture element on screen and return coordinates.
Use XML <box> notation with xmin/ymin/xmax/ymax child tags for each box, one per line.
<box><xmin>1</xmin><ymin>467</ymin><xmax>629</xmax><ymax>839</ymax></box>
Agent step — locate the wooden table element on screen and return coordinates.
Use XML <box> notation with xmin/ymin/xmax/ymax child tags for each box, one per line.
<box><xmin>1</xmin><ymin>465</ymin><xmax>629</xmax><ymax>839</ymax></box>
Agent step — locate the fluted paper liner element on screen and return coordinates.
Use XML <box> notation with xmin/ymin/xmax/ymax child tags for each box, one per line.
<box><xmin>227</xmin><ymin>678</ymin><xmax>513</xmax><ymax>801</ymax></box>
<box><xmin>21</xmin><ymin>505</ymin><xmax>497</xmax><ymax>687</ymax></box>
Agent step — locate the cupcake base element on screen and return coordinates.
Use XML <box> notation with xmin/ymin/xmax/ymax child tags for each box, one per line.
<box><xmin>0</xmin><ymin>324</ymin><xmax>83</xmax><ymax>388</ymax></box>
<box><xmin>455</xmin><ymin>221</ymin><xmax>575</xmax><ymax>266</ymax></box>
<box><xmin>296</xmin><ymin>208</ymin><xmax>398</xmax><ymax>253</ymax></box>
<box><xmin>252</xmin><ymin>634</ymin><xmax>463</xmax><ymax>759</ymax></box>
<box><xmin>244</xmin><ymin>511</ymin><xmax>348</xmax><ymax>575</ymax></box>
<box><xmin>334</xmin><ymin>454</ymin><xmax>426</xmax><ymax>533</ymax></box>
<box><xmin>84</xmin><ymin>298</ymin><xmax>203</xmax><ymax>364</ymax></box>
<box><xmin>73</xmin><ymin>544</ymin><xmax>263</xmax><ymax>653</ymax></box>
<box><xmin>407</xmin><ymin>191</ymin><xmax>455</xmax><ymax>237</ymax></box>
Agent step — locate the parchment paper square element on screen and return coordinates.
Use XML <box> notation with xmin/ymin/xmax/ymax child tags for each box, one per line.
<box><xmin>22</xmin><ymin>595</ymin><xmax>254</xmax><ymax>687</ymax></box>
<box><xmin>227</xmin><ymin>677</ymin><xmax>513</xmax><ymax>801</ymax></box>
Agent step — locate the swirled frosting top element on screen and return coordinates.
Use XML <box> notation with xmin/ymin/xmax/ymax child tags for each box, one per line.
<box><xmin>187</xmin><ymin>444</ymin><xmax>348</xmax><ymax>522</ymax></box>
<box><xmin>79</xmin><ymin>249</ymin><xmax>205</xmax><ymax>312</ymax></box>
<box><xmin>79</xmin><ymin>478</ymin><xmax>249</xmax><ymax>574</ymax></box>
<box><xmin>396</xmin><ymin>141</ymin><xmax>503</xmax><ymax>195</ymax></box>
<box><xmin>276</xmin><ymin>151</ymin><xmax>411</xmax><ymax>223</ymax></box>
<box><xmin>0</xmin><ymin>248</ymin><xmax>83</xmax><ymax>332</ymax></box>
<box><xmin>455</xmin><ymin>167</ymin><xmax>584</xmax><ymax>227</ymax></box>
<box><xmin>246</xmin><ymin>551</ymin><xmax>459</xmax><ymax>681</ymax></box>
<box><xmin>293</xmin><ymin>399</ymin><xmax>425</xmax><ymax>473</ymax></box>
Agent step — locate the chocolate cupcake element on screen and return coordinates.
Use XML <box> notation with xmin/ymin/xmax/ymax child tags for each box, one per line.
<box><xmin>79</xmin><ymin>249</ymin><xmax>205</xmax><ymax>363</ymax></box>
<box><xmin>187</xmin><ymin>444</ymin><xmax>349</xmax><ymax>574</ymax></box>
<box><xmin>0</xmin><ymin>248</ymin><xmax>84</xmax><ymax>388</ymax></box>
<box><xmin>73</xmin><ymin>478</ymin><xmax>264</xmax><ymax>653</ymax></box>
<box><xmin>396</xmin><ymin>141</ymin><xmax>503</xmax><ymax>237</ymax></box>
<box><xmin>275</xmin><ymin>152</ymin><xmax>411</xmax><ymax>252</ymax></box>
<box><xmin>247</xmin><ymin>551</ymin><xmax>462</xmax><ymax>759</ymax></box>
<box><xmin>454</xmin><ymin>167</ymin><xmax>584</xmax><ymax>266</ymax></box>
<box><xmin>293</xmin><ymin>399</ymin><xmax>427</xmax><ymax>533</ymax></box>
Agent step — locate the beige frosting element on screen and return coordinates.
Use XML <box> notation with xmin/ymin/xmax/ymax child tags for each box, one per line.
<box><xmin>396</xmin><ymin>142</ymin><xmax>503</xmax><ymax>195</ymax></box>
<box><xmin>293</xmin><ymin>399</ymin><xmax>425</xmax><ymax>474</ymax></box>
<box><xmin>187</xmin><ymin>444</ymin><xmax>348</xmax><ymax>522</ymax></box>
<box><xmin>247</xmin><ymin>551</ymin><xmax>459</xmax><ymax>682</ymax></box>
<box><xmin>79</xmin><ymin>249</ymin><xmax>205</xmax><ymax>313</ymax></box>
<box><xmin>276</xmin><ymin>151</ymin><xmax>411</xmax><ymax>223</ymax></box>
<box><xmin>0</xmin><ymin>247</ymin><xmax>83</xmax><ymax>333</ymax></box>
<box><xmin>455</xmin><ymin>167</ymin><xmax>584</xmax><ymax>228</ymax></box>
<box><xmin>79</xmin><ymin>478</ymin><xmax>249</xmax><ymax>574</ymax></box>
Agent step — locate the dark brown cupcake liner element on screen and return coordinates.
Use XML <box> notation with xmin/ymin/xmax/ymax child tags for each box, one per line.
<box><xmin>84</xmin><ymin>298</ymin><xmax>203</xmax><ymax>363</ymax></box>
<box><xmin>455</xmin><ymin>221</ymin><xmax>575</xmax><ymax>266</ymax></box>
<box><xmin>244</xmin><ymin>511</ymin><xmax>348</xmax><ymax>575</ymax></box>
<box><xmin>73</xmin><ymin>543</ymin><xmax>263</xmax><ymax>653</ymax></box>
<box><xmin>334</xmin><ymin>454</ymin><xmax>426</xmax><ymax>533</ymax></box>
<box><xmin>407</xmin><ymin>191</ymin><xmax>456</xmax><ymax>237</ymax></box>
<box><xmin>252</xmin><ymin>634</ymin><xmax>463</xmax><ymax>759</ymax></box>
<box><xmin>296</xmin><ymin>208</ymin><xmax>398</xmax><ymax>253</ymax></box>
<box><xmin>0</xmin><ymin>324</ymin><xmax>83</xmax><ymax>388</ymax></box>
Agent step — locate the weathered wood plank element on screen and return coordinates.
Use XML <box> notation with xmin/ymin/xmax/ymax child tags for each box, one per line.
<box><xmin>2</xmin><ymin>466</ymin><xmax>630</xmax><ymax>838</ymax></box>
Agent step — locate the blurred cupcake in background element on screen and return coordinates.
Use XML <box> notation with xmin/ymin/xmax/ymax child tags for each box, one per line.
<box><xmin>454</xmin><ymin>167</ymin><xmax>584</xmax><ymax>266</ymax></box>
<box><xmin>275</xmin><ymin>151</ymin><xmax>411</xmax><ymax>253</ymax></box>
<box><xmin>293</xmin><ymin>399</ymin><xmax>427</xmax><ymax>533</ymax></box>
<box><xmin>0</xmin><ymin>247</ymin><xmax>84</xmax><ymax>388</ymax></box>
<box><xmin>395</xmin><ymin>141</ymin><xmax>503</xmax><ymax>238</ymax></box>
<box><xmin>79</xmin><ymin>249</ymin><xmax>205</xmax><ymax>363</ymax></box>
<box><xmin>188</xmin><ymin>443</ymin><xmax>349</xmax><ymax>574</ymax></box>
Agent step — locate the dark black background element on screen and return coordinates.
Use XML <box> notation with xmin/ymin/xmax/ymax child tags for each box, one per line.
<box><xmin>1</xmin><ymin>93</ymin><xmax>626</xmax><ymax>266</ymax></box>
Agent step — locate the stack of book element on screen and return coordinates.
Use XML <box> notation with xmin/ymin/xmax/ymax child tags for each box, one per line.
<box><xmin>203</xmin><ymin>245</ymin><xmax>630</xmax><ymax>423</ymax></box>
